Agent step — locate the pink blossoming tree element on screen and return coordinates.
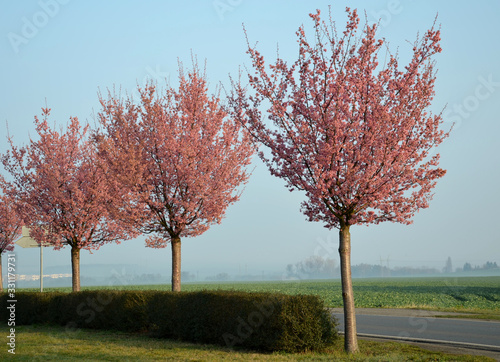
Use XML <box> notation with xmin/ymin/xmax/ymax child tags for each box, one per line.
<box><xmin>229</xmin><ymin>8</ymin><xmax>448</xmax><ymax>353</ymax></box>
<box><xmin>1</xmin><ymin>109</ymin><xmax>138</xmax><ymax>292</ymax></box>
<box><xmin>96</xmin><ymin>64</ymin><xmax>254</xmax><ymax>292</ymax></box>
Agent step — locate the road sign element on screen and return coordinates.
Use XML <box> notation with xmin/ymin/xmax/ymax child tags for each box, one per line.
<box><xmin>15</xmin><ymin>226</ymin><xmax>50</xmax><ymax>248</ymax></box>
<box><xmin>14</xmin><ymin>226</ymin><xmax>50</xmax><ymax>292</ymax></box>
<box><xmin>15</xmin><ymin>236</ymin><xmax>40</xmax><ymax>248</ymax></box>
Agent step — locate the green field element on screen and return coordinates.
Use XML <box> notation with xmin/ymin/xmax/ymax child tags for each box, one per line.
<box><xmin>22</xmin><ymin>276</ymin><xmax>500</xmax><ymax>315</ymax></box>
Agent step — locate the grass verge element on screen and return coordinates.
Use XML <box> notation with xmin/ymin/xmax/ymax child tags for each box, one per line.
<box><xmin>0</xmin><ymin>324</ymin><xmax>495</xmax><ymax>361</ymax></box>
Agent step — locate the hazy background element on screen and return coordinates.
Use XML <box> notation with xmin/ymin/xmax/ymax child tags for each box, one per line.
<box><xmin>1</xmin><ymin>1</ymin><xmax>499</xmax><ymax>285</ymax></box>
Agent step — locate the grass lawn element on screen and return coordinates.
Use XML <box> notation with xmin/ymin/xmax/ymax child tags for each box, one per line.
<box><xmin>0</xmin><ymin>324</ymin><xmax>495</xmax><ymax>361</ymax></box>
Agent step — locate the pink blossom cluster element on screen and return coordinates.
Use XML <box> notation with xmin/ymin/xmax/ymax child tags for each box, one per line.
<box><xmin>230</xmin><ymin>8</ymin><xmax>448</xmax><ymax>230</ymax></box>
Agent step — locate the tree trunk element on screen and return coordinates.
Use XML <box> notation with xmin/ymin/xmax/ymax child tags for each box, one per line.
<box><xmin>71</xmin><ymin>246</ymin><xmax>81</xmax><ymax>292</ymax></box>
<box><xmin>171</xmin><ymin>237</ymin><xmax>181</xmax><ymax>292</ymax></box>
<box><xmin>339</xmin><ymin>224</ymin><xmax>359</xmax><ymax>353</ymax></box>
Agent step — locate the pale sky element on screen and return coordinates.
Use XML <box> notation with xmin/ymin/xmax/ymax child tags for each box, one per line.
<box><xmin>1</xmin><ymin>1</ymin><xmax>499</xmax><ymax>281</ymax></box>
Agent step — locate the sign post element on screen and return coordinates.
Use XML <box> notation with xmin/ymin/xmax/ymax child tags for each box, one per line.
<box><xmin>15</xmin><ymin>226</ymin><xmax>49</xmax><ymax>292</ymax></box>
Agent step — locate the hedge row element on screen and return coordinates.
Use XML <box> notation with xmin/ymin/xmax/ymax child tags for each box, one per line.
<box><xmin>1</xmin><ymin>290</ymin><xmax>337</xmax><ymax>352</ymax></box>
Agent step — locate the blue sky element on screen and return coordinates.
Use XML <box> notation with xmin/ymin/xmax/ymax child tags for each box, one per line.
<box><xmin>1</xmin><ymin>1</ymin><xmax>499</xmax><ymax>281</ymax></box>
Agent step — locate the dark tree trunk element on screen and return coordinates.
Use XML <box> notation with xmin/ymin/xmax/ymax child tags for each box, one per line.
<box><xmin>171</xmin><ymin>237</ymin><xmax>181</xmax><ymax>292</ymax></box>
<box><xmin>339</xmin><ymin>224</ymin><xmax>359</xmax><ymax>353</ymax></box>
<box><xmin>71</xmin><ymin>246</ymin><xmax>81</xmax><ymax>292</ymax></box>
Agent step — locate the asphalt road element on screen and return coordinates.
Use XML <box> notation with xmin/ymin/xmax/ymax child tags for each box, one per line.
<box><xmin>332</xmin><ymin>309</ymin><xmax>500</xmax><ymax>358</ymax></box>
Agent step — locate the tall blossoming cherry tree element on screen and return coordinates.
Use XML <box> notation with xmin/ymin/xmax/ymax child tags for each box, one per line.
<box><xmin>96</xmin><ymin>64</ymin><xmax>254</xmax><ymax>292</ymax></box>
<box><xmin>1</xmin><ymin>109</ymin><xmax>138</xmax><ymax>292</ymax></box>
<box><xmin>229</xmin><ymin>8</ymin><xmax>448</xmax><ymax>353</ymax></box>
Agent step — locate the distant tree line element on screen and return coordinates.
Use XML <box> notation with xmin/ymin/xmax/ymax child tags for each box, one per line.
<box><xmin>285</xmin><ymin>256</ymin><xmax>500</xmax><ymax>279</ymax></box>
<box><xmin>456</xmin><ymin>261</ymin><xmax>499</xmax><ymax>273</ymax></box>
<box><xmin>441</xmin><ymin>256</ymin><xmax>500</xmax><ymax>274</ymax></box>
<box><xmin>286</xmin><ymin>256</ymin><xmax>337</xmax><ymax>279</ymax></box>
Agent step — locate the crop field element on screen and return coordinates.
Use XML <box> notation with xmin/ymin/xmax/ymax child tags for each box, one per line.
<box><xmin>26</xmin><ymin>276</ymin><xmax>500</xmax><ymax>314</ymax></box>
<box><xmin>171</xmin><ymin>276</ymin><xmax>500</xmax><ymax>313</ymax></box>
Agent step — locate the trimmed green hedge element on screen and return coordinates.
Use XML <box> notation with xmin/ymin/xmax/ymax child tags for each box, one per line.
<box><xmin>1</xmin><ymin>290</ymin><xmax>337</xmax><ymax>352</ymax></box>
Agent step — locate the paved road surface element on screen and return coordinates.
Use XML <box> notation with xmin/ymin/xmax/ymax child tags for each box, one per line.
<box><xmin>331</xmin><ymin>309</ymin><xmax>500</xmax><ymax>359</ymax></box>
